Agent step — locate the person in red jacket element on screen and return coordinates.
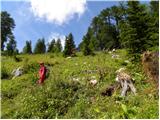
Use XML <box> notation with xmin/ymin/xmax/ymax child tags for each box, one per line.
<box><xmin>37</xmin><ymin>62</ymin><xmax>46</xmax><ymax>84</ymax></box>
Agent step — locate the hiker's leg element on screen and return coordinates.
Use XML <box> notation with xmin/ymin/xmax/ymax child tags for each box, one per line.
<box><xmin>40</xmin><ymin>76</ymin><xmax>45</xmax><ymax>83</ymax></box>
<box><xmin>37</xmin><ymin>79</ymin><xmax>41</xmax><ymax>84</ymax></box>
<box><xmin>121</xmin><ymin>80</ymin><xmax>128</xmax><ymax>96</ymax></box>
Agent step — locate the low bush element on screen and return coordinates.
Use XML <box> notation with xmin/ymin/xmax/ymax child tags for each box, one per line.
<box><xmin>1</xmin><ymin>66</ymin><xmax>10</xmax><ymax>79</ymax></box>
<box><xmin>13</xmin><ymin>55</ymin><xmax>22</xmax><ymax>62</ymax></box>
<box><xmin>23</xmin><ymin>62</ymin><xmax>39</xmax><ymax>74</ymax></box>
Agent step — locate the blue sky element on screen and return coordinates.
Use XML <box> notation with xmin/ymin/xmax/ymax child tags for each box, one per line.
<box><xmin>1</xmin><ymin>0</ymin><xmax>149</xmax><ymax>52</ymax></box>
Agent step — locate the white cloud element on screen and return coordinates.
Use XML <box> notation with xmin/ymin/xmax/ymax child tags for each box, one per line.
<box><xmin>48</xmin><ymin>33</ymin><xmax>66</xmax><ymax>49</ymax></box>
<box><xmin>29</xmin><ymin>0</ymin><xmax>87</xmax><ymax>25</ymax></box>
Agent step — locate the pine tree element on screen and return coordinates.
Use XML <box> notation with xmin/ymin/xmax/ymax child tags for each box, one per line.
<box><xmin>147</xmin><ymin>1</ymin><xmax>159</xmax><ymax>50</ymax></box>
<box><xmin>119</xmin><ymin>1</ymin><xmax>152</xmax><ymax>59</ymax></box>
<box><xmin>82</xmin><ymin>36</ymin><xmax>93</xmax><ymax>56</ymax></box>
<box><xmin>63</xmin><ymin>33</ymin><xmax>76</xmax><ymax>57</ymax></box>
<box><xmin>55</xmin><ymin>38</ymin><xmax>62</xmax><ymax>53</ymax></box>
<box><xmin>47</xmin><ymin>39</ymin><xmax>56</xmax><ymax>53</ymax></box>
<box><xmin>78</xmin><ymin>42</ymin><xmax>84</xmax><ymax>51</ymax></box>
<box><xmin>15</xmin><ymin>49</ymin><xmax>19</xmax><ymax>54</ymax></box>
<box><xmin>1</xmin><ymin>11</ymin><xmax>15</xmax><ymax>51</ymax></box>
<box><xmin>89</xmin><ymin>35</ymin><xmax>98</xmax><ymax>51</ymax></box>
<box><xmin>79</xmin><ymin>7</ymin><xmax>121</xmax><ymax>51</ymax></box>
<box><xmin>23</xmin><ymin>40</ymin><xmax>32</xmax><ymax>54</ymax></box>
<box><xmin>82</xmin><ymin>28</ymin><xmax>94</xmax><ymax>56</ymax></box>
<box><xmin>34</xmin><ymin>38</ymin><xmax>46</xmax><ymax>54</ymax></box>
<box><xmin>6</xmin><ymin>35</ymin><xmax>17</xmax><ymax>56</ymax></box>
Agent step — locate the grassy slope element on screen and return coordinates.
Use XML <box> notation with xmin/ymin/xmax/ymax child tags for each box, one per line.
<box><xmin>1</xmin><ymin>49</ymin><xmax>158</xmax><ymax>119</ymax></box>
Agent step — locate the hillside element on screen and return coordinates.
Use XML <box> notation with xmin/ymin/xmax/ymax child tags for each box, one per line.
<box><xmin>1</xmin><ymin>49</ymin><xmax>158</xmax><ymax>119</ymax></box>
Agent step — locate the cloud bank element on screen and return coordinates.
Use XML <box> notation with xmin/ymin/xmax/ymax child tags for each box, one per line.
<box><xmin>29</xmin><ymin>0</ymin><xmax>87</xmax><ymax>25</ymax></box>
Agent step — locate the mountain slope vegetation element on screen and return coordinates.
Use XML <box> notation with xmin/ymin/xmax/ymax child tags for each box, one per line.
<box><xmin>1</xmin><ymin>50</ymin><xmax>158</xmax><ymax>119</ymax></box>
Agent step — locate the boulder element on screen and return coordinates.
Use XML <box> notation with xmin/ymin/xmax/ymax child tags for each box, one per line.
<box><xmin>11</xmin><ymin>67</ymin><xmax>23</xmax><ymax>79</ymax></box>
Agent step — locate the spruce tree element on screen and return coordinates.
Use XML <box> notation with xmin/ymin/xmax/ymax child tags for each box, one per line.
<box><xmin>147</xmin><ymin>1</ymin><xmax>159</xmax><ymax>50</ymax></box>
<box><xmin>79</xmin><ymin>7</ymin><xmax>121</xmax><ymax>51</ymax></box>
<box><xmin>6</xmin><ymin>35</ymin><xmax>17</xmax><ymax>56</ymax></box>
<box><xmin>119</xmin><ymin>1</ymin><xmax>152</xmax><ymax>59</ymax></box>
<box><xmin>34</xmin><ymin>38</ymin><xmax>46</xmax><ymax>54</ymax></box>
<box><xmin>82</xmin><ymin>28</ymin><xmax>94</xmax><ymax>56</ymax></box>
<box><xmin>47</xmin><ymin>39</ymin><xmax>55</xmax><ymax>53</ymax></box>
<box><xmin>23</xmin><ymin>40</ymin><xmax>32</xmax><ymax>54</ymax></box>
<box><xmin>1</xmin><ymin>11</ymin><xmax>15</xmax><ymax>51</ymax></box>
<box><xmin>82</xmin><ymin>36</ymin><xmax>93</xmax><ymax>56</ymax></box>
<box><xmin>55</xmin><ymin>38</ymin><xmax>62</xmax><ymax>53</ymax></box>
<box><xmin>63</xmin><ymin>33</ymin><xmax>76</xmax><ymax>57</ymax></box>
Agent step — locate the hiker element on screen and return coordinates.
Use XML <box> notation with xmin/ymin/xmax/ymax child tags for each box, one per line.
<box><xmin>37</xmin><ymin>62</ymin><xmax>47</xmax><ymax>84</ymax></box>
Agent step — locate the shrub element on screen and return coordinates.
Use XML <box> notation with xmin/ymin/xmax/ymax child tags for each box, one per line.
<box><xmin>23</xmin><ymin>58</ymin><xmax>29</xmax><ymax>63</ymax></box>
<box><xmin>49</xmin><ymin>55</ymin><xmax>54</xmax><ymax>58</ymax></box>
<box><xmin>13</xmin><ymin>55</ymin><xmax>22</xmax><ymax>62</ymax></box>
<box><xmin>23</xmin><ymin>62</ymin><xmax>39</xmax><ymax>74</ymax></box>
<box><xmin>1</xmin><ymin>66</ymin><xmax>9</xmax><ymax>79</ymax></box>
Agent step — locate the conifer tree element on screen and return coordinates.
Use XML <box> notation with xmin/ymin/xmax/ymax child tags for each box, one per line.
<box><xmin>55</xmin><ymin>38</ymin><xmax>62</xmax><ymax>53</ymax></box>
<box><xmin>6</xmin><ymin>35</ymin><xmax>17</xmax><ymax>56</ymax></box>
<box><xmin>63</xmin><ymin>33</ymin><xmax>76</xmax><ymax>57</ymax></box>
<box><xmin>34</xmin><ymin>38</ymin><xmax>46</xmax><ymax>54</ymax></box>
<box><xmin>47</xmin><ymin>39</ymin><xmax>56</xmax><ymax>53</ymax></box>
<box><xmin>119</xmin><ymin>1</ymin><xmax>152</xmax><ymax>59</ymax></box>
<box><xmin>82</xmin><ymin>28</ymin><xmax>94</xmax><ymax>56</ymax></box>
<box><xmin>23</xmin><ymin>40</ymin><xmax>32</xmax><ymax>54</ymax></box>
<box><xmin>1</xmin><ymin>11</ymin><xmax>15</xmax><ymax>51</ymax></box>
<box><xmin>147</xmin><ymin>1</ymin><xmax>159</xmax><ymax>50</ymax></box>
<box><xmin>82</xmin><ymin>36</ymin><xmax>93</xmax><ymax>56</ymax></box>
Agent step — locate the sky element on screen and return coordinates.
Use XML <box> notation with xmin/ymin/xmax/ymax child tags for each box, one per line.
<box><xmin>1</xmin><ymin>0</ymin><xmax>149</xmax><ymax>52</ymax></box>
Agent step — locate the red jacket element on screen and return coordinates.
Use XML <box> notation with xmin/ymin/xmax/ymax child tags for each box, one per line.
<box><xmin>38</xmin><ymin>66</ymin><xmax>46</xmax><ymax>83</ymax></box>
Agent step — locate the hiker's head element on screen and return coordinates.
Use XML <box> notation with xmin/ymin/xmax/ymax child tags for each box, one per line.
<box><xmin>39</xmin><ymin>62</ymin><xmax>44</xmax><ymax>66</ymax></box>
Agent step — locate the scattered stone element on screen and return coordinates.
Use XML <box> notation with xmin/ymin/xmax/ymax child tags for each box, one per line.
<box><xmin>72</xmin><ymin>78</ymin><xmax>79</xmax><ymax>82</ymax></box>
<box><xmin>11</xmin><ymin>67</ymin><xmax>23</xmax><ymax>79</ymax></box>
<box><xmin>124</xmin><ymin>60</ymin><xmax>130</xmax><ymax>63</ymax></box>
<box><xmin>83</xmin><ymin>62</ymin><xmax>87</xmax><ymax>65</ymax></box>
<box><xmin>90</xmin><ymin>96</ymin><xmax>96</xmax><ymax>103</ymax></box>
<box><xmin>66</xmin><ymin>56</ymin><xmax>72</xmax><ymax>59</ymax></box>
<box><xmin>112</xmin><ymin>54</ymin><xmax>119</xmax><ymax>59</ymax></box>
<box><xmin>90</xmin><ymin>79</ymin><xmax>97</xmax><ymax>86</ymax></box>
<box><xmin>112</xmin><ymin>48</ymin><xmax>116</xmax><ymax>52</ymax></box>
<box><xmin>115</xmin><ymin>101</ymin><xmax>121</xmax><ymax>104</ymax></box>
<box><xmin>108</xmin><ymin>51</ymin><xmax>112</xmax><ymax>54</ymax></box>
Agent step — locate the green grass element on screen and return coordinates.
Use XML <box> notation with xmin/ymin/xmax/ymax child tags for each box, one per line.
<box><xmin>1</xmin><ymin>49</ymin><xmax>159</xmax><ymax>119</ymax></box>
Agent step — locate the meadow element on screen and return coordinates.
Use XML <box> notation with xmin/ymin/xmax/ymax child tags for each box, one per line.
<box><xmin>1</xmin><ymin>49</ymin><xmax>158</xmax><ymax>119</ymax></box>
